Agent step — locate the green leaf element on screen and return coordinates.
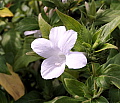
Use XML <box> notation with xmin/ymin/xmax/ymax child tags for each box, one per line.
<box><xmin>53</xmin><ymin>83</ymin><xmax>66</xmax><ymax>96</ymax></box>
<box><xmin>61</xmin><ymin>72</ymin><xmax>77</xmax><ymax>94</ymax></box>
<box><xmin>45</xmin><ymin>96</ymin><xmax>81</xmax><ymax>103</ymax></box>
<box><xmin>96</xmin><ymin>64</ymin><xmax>120</xmax><ymax>89</ymax></box>
<box><xmin>110</xmin><ymin>3</ymin><xmax>120</xmax><ymax>10</ymax></box>
<box><xmin>91</xmin><ymin>96</ymin><xmax>109</xmax><ymax>103</ymax></box>
<box><xmin>13</xmin><ymin>49</ymin><xmax>40</xmax><ymax>70</ymax></box>
<box><xmin>109</xmin><ymin>86</ymin><xmax>120</xmax><ymax>103</ymax></box>
<box><xmin>61</xmin><ymin>72</ymin><xmax>76</xmax><ymax>80</ymax></box>
<box><xmin>56</xmin><ymin>9</ymin><xmax>82</xmax><ymax>32</ymax></box>
<box><xmin>103</xmin><ymin>53</ymin><xmax>120</xmax><ymax>68</ymax></box>
<box><xmin>64</xmin><ymin>78</ymin><xmax>91</xmax><ymax>98</ymax></box>
<box><xmin>16</xmin><ymin>17</ymin><xmax>39</xmax><ymax>32</ymax></box>
<box><xmin>1</xmin><ymin>29</ymin><xmax>22</xmax><ymax>55</ymax></box>
<box><xmin>95</xmin><ymin>76</ymin><xmax>110</xmax><ymax>89</ymax></box>
<box><xmin>118</xmin><ymin>25</ymin><xmax>120</xmax><ymax>29</ymax></box>
<box><xmin>64</xmin><ymin>68</ymin><xmax>81</xmax><ymax>79</ymax></box>
<box><xmin>0</xmin><ymin>90</ymin><xmax>8</xmax><ymax>103</ymax></box>
<box><xmin>56</xmin><ymin>9</ymin><xmax>92</xmax><ymax>44</ymax></box>
<box><xmin>54</xmin><ymin>96</ymin><xmax>81</xmax><ymax>103</ymax></box>
<box><xmin>14</xmin><ymin>91</ymin><xmax>44</xmax><ymax>103</ymax></box>
<box><xmin>0</xmin><ymin>55</ymin><xmax>11</xmax><ymax>74</ymax></box>
<box><xmin>99</xmin><ymin>15</ymin><xmax>120</xmax><ymax>42</ymax></box>
<box><xmin>42</xmin><ymin>0</ymin><xmax>55</xmax><ymax>8</ymax></box>
<box><xmin>50</xmin><ymin>0</ymin><xmax>64</xmax><ymax>9</ymax></box>
<box><xmin>82</xmin><ymin>96</ymin><xmax>109</xmax><ymax>103</ymax></box>
<box><xmin>95</xmin><ymin>10</ymin><xmax>120</xmax><ymax>25</ymax></box>
<box><xmin>38</xmin><ymin>14</ymin><xmax>52</xmax><ymax>39</ymax></box>
<box><xmin>29</xmin><ymin>1</ymin><xmax>39</xmax><ymax>15</ymax></box>
<box><xmin>86</xmin><ymin>76</ymin><xmax>95</xmax><ymax>92</ymax></box>
<box><xmin>0</xmin><ymin>0</ymin><xmax>4</xmax><ymax>9</ymax></box>
<box><xmin>50</xmin><ymin>11</ymin><xmax>61</xmax><ymax>26</ymax></box>
<box><xmin>4</xmin><ymin>52</ymin><xmax>14</xmax><ymax>65</ymax></box>
<box><xmin>95</xmin><ymin>43</ymin><xmax>118</xmax><ymax>52</ymax></box>
<box><xmin>107</xmin><ymin>49</ymin><xmax>119</xmax><ymax>60</ymax></box>
<box><xmin>93</xmin><ymin>15</ymin><xmax>120</xmax><ymax>49</ymax></box>
<box><xmin>0</xmin><ymin>20</ymin><xmax>6</xmax><ymax>33</ymax></box>
<box><xmin>92</xmin><ymin>26</ymin><xmax>104</xmax><ymax>48</ymax></box>
<box><xmin>42</xmin><ymin>80</ymin><xmax>53</xmax><ymax>100</ymax></box>
<box><xmin>64</xmin><ymin>78</ymin><xmax>85</xmax><ymax>97</ymax></box>
<box><xmin>13</xmin><ymin>36</ymin><xmax>40</xmax><ymax>70</ymax></box>
<box><xmin>89</xmin><ymin>0</ymin><xmax>96</xmax><ymax>16</ymax></box>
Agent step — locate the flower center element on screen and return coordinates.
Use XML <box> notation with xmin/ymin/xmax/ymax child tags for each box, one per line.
<box><xmin>54</xmin><ymin>51</ymin><xmax>66</xmax><ymax>66</ymax></box>
<box><xmin>58</xmin><ymin>51</ymin><xmax>66</xmax><ymax>59</ymax></box>
<box><xmin>53</xmin><ymin>48</ymin><xmax>66</xmax><ymax>66</ymax></box>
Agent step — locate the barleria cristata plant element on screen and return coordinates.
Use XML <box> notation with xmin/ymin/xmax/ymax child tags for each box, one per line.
<box><xmin>0</xmin><ymin>0</ymin><xmax>120</xmax><ymax>103</ymax></box>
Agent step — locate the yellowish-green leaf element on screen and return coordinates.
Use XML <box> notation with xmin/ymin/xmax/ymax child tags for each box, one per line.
<box><xmin>89</xmin><ymin>0</ymin><xmax>96</xmax><ymax>16</ymax></box>
<box><xmin>95</xmin><ymin>43</ymin><xmax>118</xmax><ymax>52</ymax></box>
<box><xmin>56</xmin><ymin>9</ymin><xmax>82</xmax><ymax>33</ymax></box>
<box><xmin>0</xmin><ymin>7</ymin><xmax>13</xmax><ymax>17</ymax></box>
<box><xmin>0</xmin><ymin>64</ymin><xmax>25</xmax><ymax>101</ymax></box>
<box><xmin>56</xmin><ymin>9</ymin><xmax>92</xmax><ymax>44</ymax></box>
<box><xmin>26</xmin><ymin>51</ymin><xmax>38</xmax><ymax>56</ymax></box>
<box><xmin>38</xmin><ymin>13</ymin><xmax>51</xmax><ymax>39</ymax></box>
<box><xmin>77</xmin><ymin>0</ymin><xmax>83</xmax><ymax>4</ymax></box>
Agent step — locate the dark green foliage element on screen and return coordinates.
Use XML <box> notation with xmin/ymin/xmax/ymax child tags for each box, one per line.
<box><xmin>0</xmin><ymin>0</ymin><xmax>120</xmax><ymax>102</ymax></box>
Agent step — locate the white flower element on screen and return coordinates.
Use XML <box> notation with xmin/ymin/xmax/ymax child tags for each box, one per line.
<box><xmin>31</xmin><ymin>26</ymin><xmax>87</xmax><ymax>79</ymax></box>
<box><xmin>43</xmin><ymin>6</ymin><xmax>48</xmax><ymax>13</ymax></box>
<box><xmin>24</xmin><ymin>30</ymin><xmax>41</xmax><ymax>38</ymax></box>
<box><xmin>62</xmin><ymin>0</ymin><xmax>67</xmax><ymax>3</ymax></box>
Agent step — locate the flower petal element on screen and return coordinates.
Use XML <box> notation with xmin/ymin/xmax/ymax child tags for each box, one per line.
<box><xmin>41</xmin><ymin>56</ymin><xmax>66</xmax><ymax>79</ymax></box>
<box><xmin>49</xmin><ymin>26</ymin><xmax>66</xmax><ymax>47</ymax></box>
<box><xmin>49</xmin><ymin>26</ymin><xmax>77</xmax><ymax>54</ymax></box>
<box><xmin>58</xmin><ymin>30</ymin><xmax>77</xmax><ymax>54</ymax></box>
<box><xmin>34</xmin><ymin>30</ymin><xmax>41</xmax><ymax>38</ymax></box>
<box><xmin>62</xmin><ymin>0</ymin><xmax>67</xmax><ymax>3</ymax></box>
<box><xmin>24</xmin><ymin>30</ymin><xmax>40</xmax><ymax>35</ymax></box>
<box><xmin>66</xmin><ymin>52</ymin><xmax>87</xmax><ymax>69</ymax></box>
<box><xmin>31</xmin><ymin>38</ymin><xmax>54</xmax><ymax>58</ymax></box>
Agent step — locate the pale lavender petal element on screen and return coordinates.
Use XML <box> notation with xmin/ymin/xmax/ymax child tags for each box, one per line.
<box><xmin>24</xmin><ymin>30</ymin><xmax>41</xmax><ymax>37</ymax></box>
<box><xmin>49</xmin><ymin>26</ymin><xmax>66</xmax><ymax>47</ymax></box>
<box><xmin>31</xmin><ymin>38</ymin><xmax>54</xmax><ymax>58</ymax></box>
<box><xmin>62</xmin><ymin>0</ymin><xmax>67</xmax><ymax>3</ymax></box>
<box><xmin>58</xmin><ymin>30</ymin><xmax>77</xmax><ymax>54</ymax></box>
<box><xmin>24</xmin><ymin>30</ymin><xmax>38</xmax><ymax>35</ymax></box>
<box><xmin>66</xmin><ymin>52</ymin><xmax>87</xmax><ymax>69</ymax></box>
<box><xmin>34</xmin><ymin>30</ymin><xmax>41</xmax><ymax>38</ymax></box>
<box><xmin>49</xmin><ymin>26</ymin><xmax>77</xmax><ymax>54</ymax></box>
<box><xmin>41</xmin><ymin>56</ymin><xmax>66</xmax><ymax>79</ymax></box>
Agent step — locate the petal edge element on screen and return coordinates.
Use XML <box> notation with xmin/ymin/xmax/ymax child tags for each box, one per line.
<box><xmin>66</xmin><ymin>52</ymin><xmax>87</xmax><ymax>69</ymax></box>
<box><xmin>31</xmin><ymin>38</ymin><xmax>53</xmax><ymax>58</ymax></box>
<box><xmin>41</xmin><ymin>56</ymin><xmax>66</xmax><ymax>79</ymax></box>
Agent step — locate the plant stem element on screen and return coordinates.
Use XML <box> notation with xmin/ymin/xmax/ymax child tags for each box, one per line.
<box><xmin>92</xmin><ymin>63</ymin><xmax>96</xmax><ymax>76</ymax></box>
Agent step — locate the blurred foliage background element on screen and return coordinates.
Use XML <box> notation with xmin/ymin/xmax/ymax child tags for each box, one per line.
<box><xmin>0</xmin><ymin>0</ymin><xmax>120</xmax><ymax>103</ymax></box>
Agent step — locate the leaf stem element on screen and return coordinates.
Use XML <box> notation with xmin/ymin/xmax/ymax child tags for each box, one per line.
<box><xmin>93</xmin><ymin>87</ymin><xmax>103</xmax><ymax>98</ymax></box>
<box><xmin>92</xmin><ymin>63</ymin><xmax>96</xmax><ymax>76</ymax></box>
